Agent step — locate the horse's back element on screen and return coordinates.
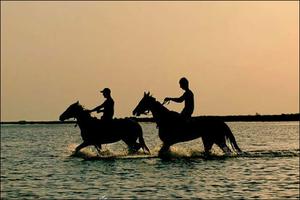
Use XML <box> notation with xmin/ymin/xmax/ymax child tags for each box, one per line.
<box><xmin>159</xmin><ymin>117</ymin><xmax>230</xmax><ymax>144</ymax></box>
<box><xmin>115</xmin><ymin>118</ymin><xmax>142</xmax><ymax>133</ymax></box>
<box><xmin>83</xmin><ymin>118</ymin><xmax>142</xmax><ymax>144</ymax></box>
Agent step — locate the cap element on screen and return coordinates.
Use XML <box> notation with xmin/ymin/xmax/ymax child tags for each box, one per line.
<box><xmin>100</xmin><ymin>88</ymin><xmax>111</xmax><ymax>94</ymax></box>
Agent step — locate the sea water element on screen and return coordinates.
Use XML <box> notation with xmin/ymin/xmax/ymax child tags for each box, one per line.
<box><xmin>1</xmin><ymin>122</ymin><xmax>299</xmax><ymax>199</ymax></box>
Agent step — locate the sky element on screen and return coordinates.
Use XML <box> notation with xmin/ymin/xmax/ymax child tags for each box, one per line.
<box><xmin>1</xmin><ymin>1</ymin><xmax>299</xmax><ymax>121</ymax></box>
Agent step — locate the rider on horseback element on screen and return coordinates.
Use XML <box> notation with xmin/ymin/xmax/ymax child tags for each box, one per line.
<box><xmin>89</xmin><ymin>88</ymin><xmax>114</xmax><ymax>120</ymax></box>
<box><xmin>163</xmin><ymin>77</ymin><xmax>194</xmax><ymax>120</ymax></box>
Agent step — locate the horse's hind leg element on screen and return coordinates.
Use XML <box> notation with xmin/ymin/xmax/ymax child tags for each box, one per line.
<box><xmin>129</xmin><ymin>143</ymin><xmax>142</xmax><ymax>154</ymax></box>
<box><xmin>202</xmin><ymin>137</ymin><xmax>213</xmax><ymax>155</ymax></box>
<box><xmin>123</xmin><ymin>138</ymin><xmax>141</xmax><ymax>154</ymax></box>
<box><xmin>217</xmin><ymin>142</ymin><xmax>232</xmax><ymax>156</ymax></box>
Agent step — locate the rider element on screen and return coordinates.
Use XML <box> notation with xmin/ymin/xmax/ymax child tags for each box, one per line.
<box><xmin>89</xmin><ymin>88</ymin><xmax>114</xmax><ymax>120</ymax></box>
<box><xmin>163</xmin><ymin>77</ymin><xmax>194</xmax><ymax>120</ymax></box>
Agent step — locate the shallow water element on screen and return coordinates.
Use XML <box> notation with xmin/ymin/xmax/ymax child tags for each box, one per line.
<box><xmin>1</xmin><ymin>122</ymin><xmax>299</xmax><ymax>199</ymax></box>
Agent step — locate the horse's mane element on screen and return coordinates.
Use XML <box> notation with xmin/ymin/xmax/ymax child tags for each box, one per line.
<box><xmin>75</xmin><ymin>103</ymin><xmax>86</xmax><ymax>112</ymax></box>
<box><xmin>144</xmin><ymin>95</ymin><xmax>183</xmax><ymax>128</ymax></box>
<box><xmin>147</xmin><ymin>95</ymin><xmax>171</xmax><ymax>113</ymax></box>
<box><xmin>76</xmin><ymin>103</ymin><xmax>93</xmax><ymax>119</ymax></box>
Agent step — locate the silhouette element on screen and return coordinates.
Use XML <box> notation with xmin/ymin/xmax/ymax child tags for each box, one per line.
<box><xmin>60</xmin><ymin>101</ymin><xmax>150</xmax><ymax>155</ymax></box>
<box><xmin>164</xmin><ymin>77</ymin><xmax>194</xmax><ymax>119</ymax></box>
<box><xmin>133</xmin><ymin>92</ymin><xmax>242</xmax><ymax>157</ymax></box>
<box><xmin>89</xmin><ymin>88</ymin><xmax>114</xmax><ymax>120</ymax></box>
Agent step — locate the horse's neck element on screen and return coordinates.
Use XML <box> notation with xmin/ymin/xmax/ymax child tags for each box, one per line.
<box><xmin>150</xmin><ymin>101</ymin><xmax>170</xmax><ymax>124</ymax></box>
<box><xmin>75</xmin><ymin>110</ymin><xmax>91</xmax><ymax>127</ymax></box>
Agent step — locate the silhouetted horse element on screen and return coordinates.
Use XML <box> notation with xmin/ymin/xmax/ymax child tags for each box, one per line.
<box><xmin>133</xmin><ymin>92</ymin><xmax>242</xmax><ymax>156</ymax></box>
<box><xmin>60</xmin><ymin>101</ymin><xmax>150</xmax><ymax>154</ymax></box>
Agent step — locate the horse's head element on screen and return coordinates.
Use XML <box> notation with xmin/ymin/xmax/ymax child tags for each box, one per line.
<box><xmin>133</xmin><ymin>92</ymin><xmax>156</xmax><ymax>116</ymax></box>
<box><xmin>59</xmin><ymin>101</ymin><xmax>84</xmax><ymax>121</ymax></box>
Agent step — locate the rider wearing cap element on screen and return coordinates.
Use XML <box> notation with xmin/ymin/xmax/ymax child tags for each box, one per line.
<box><xmin>89</xmin><ymin>88</ymin><xmax>114</xmax><ymax>120</ymax></box>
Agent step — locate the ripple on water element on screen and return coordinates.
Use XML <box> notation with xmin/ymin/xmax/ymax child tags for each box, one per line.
<box><xmin>1</xmin><ymin>122</ymin><xmax>299</xmax><ymax>199</ymax></box>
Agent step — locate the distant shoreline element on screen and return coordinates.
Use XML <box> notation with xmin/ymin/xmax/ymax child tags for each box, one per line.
<box><xmin>1</xmin><ymin>113</ymin><xmax>299</xmax><ymax>124</ymax></box>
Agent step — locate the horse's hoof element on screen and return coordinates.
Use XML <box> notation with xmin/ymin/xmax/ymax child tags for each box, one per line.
<box><xmin>128</xmin><ymin>149</ymin><xmax>138</xmax><ymax>155</ymax></box>
<box><xmin>71</xmin><ymin>151</ymin><xmax>78</xmax><ymax>157</ymax></box>
<box><xmin>158</xmin><ymin>150</ymin><xmax>170</xmax><ymax>158</ymax></box>
<box><xmin>237</xmin><ymin>151</ymin><xmax>248</xmax><ymax>156</ymax></box>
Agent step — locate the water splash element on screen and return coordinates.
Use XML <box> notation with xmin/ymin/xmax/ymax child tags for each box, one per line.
<box><xmin>67</xmin><ymin>143</ymin><xmax>299</xmax><ymax>161</ymax></box>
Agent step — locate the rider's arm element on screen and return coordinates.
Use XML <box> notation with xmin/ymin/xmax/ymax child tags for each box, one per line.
<box><xmin>90</xmin><ymin>102</ymin><xmax>105</xmax><ymax>112</ymax></box>
<box><xmin>170</xmin><ymin>94</ymin><xmax>185</xmax><ymax>103</ymax></box>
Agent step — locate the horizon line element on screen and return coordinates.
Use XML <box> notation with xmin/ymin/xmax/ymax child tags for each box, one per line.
<box><xmin>1</xmin><ymin>113</ymin><xmax>299</xmax><ymax>124</ymax></box>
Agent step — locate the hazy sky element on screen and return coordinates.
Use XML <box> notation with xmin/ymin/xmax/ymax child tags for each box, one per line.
<box><xmin>1</xmin><ymin>1</ymin><xmax>299</xmax><ymax>121</ymax></box>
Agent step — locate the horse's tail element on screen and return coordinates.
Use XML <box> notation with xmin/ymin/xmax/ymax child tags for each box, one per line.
<box><xmin>224</xmin><ymin>123</ymin><xmax>242</xmax><ymax>153</ymax></box>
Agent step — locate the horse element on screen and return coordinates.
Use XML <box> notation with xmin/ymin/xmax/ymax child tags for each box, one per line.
<box><xmin>59</xmin><ymin>101</ymin><xmax>150</xmax><ymax>155</ymax></box>
<box><xmin>132</xmin><ymin>92</ymin><xmax>242</xmax><ymax>156</ymax></box>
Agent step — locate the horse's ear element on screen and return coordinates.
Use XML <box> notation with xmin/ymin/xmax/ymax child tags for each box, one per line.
<box><xmin>146</xmin><ymin>92</ymin><xmax>150</xmax><ymax>96</ymax></box>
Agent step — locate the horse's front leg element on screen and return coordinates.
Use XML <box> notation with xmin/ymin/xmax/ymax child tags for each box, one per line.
<box><xmin>158</xmin><ymin>143</ymin><xmax>171</xmax><ymax>157</ymax></box>
<box><xmin>94</xmin><ymin>144</ymin><xmax>102</xmax><ymax>155</ymax></box>
<box><xmin>74</xmin><ymin>142</ymin><xmax>89</xmax><ymax>154</ymax></box>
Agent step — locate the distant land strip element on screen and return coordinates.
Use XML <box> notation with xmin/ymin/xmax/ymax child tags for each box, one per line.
<box><xmin>1</xmin><ymin>113</ymin><xmax>299</xmax><ymax>124</ymax></box>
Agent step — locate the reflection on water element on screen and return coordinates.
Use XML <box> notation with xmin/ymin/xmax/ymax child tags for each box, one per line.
<box><xmin>1</xmin><ymin>122</ymin><xmax>299</xmax><ymax>199</ymax></box>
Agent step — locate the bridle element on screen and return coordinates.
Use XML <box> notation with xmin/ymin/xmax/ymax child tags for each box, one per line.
<box><xmin>141</xmin><ymin>99</ymin><xmax>169</xmax><ymax>116</ymax></box>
